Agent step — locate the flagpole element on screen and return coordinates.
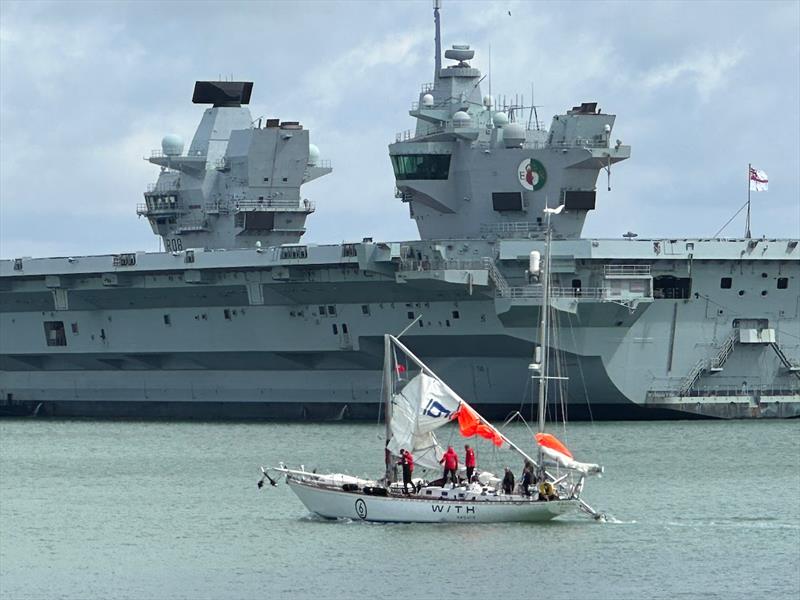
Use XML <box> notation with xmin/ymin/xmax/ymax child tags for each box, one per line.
<box><xmin>745</xmin><ymin>162</ymin><xmax>752</xmax><ymax>239</ymax></box>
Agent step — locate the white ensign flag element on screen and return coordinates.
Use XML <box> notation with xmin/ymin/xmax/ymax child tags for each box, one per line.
<box><xmin>749</xmin><ymin>167</ymin><xmax>768</xmax><ymax>192</ymax></box>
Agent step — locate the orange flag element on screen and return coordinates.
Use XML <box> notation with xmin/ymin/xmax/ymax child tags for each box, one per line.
<box><xmin>457</xmin><ymin>404</ymin><xmax>504</xmax><ymax>447</ymax></box>
<box><xmin>534</xmin><ymin>432</ymin><xmax>573</xmax><ymax>458</ymax></box>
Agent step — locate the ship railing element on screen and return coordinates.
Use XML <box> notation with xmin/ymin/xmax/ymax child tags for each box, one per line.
<box><xmin>150</xmin><ymin>149</ymin><xmax>207</xmax><ymax>159</ymax></box>
<box><xmin>647</xmin><ymin>381</ymin><xmax>800</xmax><ymax>399</ymax></box>
<box><xmin>311</xmin><ymin>159</ymin><xmax>332</xmax><ymax>169</ymax></box>
<box><xmin>397</xmin><ymin>258</ymin><xmax>487</xmax><ymax>272</ymax></box>
<box><xmin>411</xmin><ymin>100</ymin><xmax>453</xmax><ymax>111</ymax></box>
<box><xmin>420</xmin><ymin>82</ymin><xmax>436</xmax><ymax>93</ymax></box>
<box><xmin>233</xmin><ymin>199</ymin><xmax>314</xmax><ymax>211</ymax></box>
<box><xmin>709</xmin><ymin>331</ymin><xmax>738</xmax><ymax>370</ymax></box>
<box><xmin>480</xmin><ymin>221</ymin><xmax>548</xmax><ymax>238</ymax></box>
<box><xmin>175</xmin><ymin>218</ymin><xmax>210</xmax><ymax>232</ymax></box>
<box><xmin>499</xmin><ymin>286</ymin><xmax>607</xmax><ymax>300</ymax></box>
<box><xmin>604</xmin><ymin>264</ymin><xmax>651</xmax><ymax>277</ymax></box>
<box><xmin>548</xmin><ymin>139</ymin><xmax>609</xmax><ymax>150</ymax></box>
<box><xmin>396</xmin><ymin>129</ymin><xmax>415</xmax><ymax>142</ymax></box>
<box><xmin>146</xmin><ymin>181</ymin><xmax>180</xmax><ymax>193</ymax></box>
<box><xmin>521</xmin><ymin>140</ymin><xmax>547</xmax><ymax>150</ymax></box>
<box><xmin>482</xmin><ymin>258</ymin><xmax>510</xmax><ymax>296</ymax></box>
<box><xmin>395</xmin><ymin>125</ymin><xmax>446</xmax><ymax>142</ymax></box>
<box><xmin>137</xmin><ymin>202</ymin><xmax>180</xmax><ymax>216</ymax></box>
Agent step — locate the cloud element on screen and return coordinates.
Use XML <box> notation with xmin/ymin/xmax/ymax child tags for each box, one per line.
<box><xmin>640</xmin><ymin>48</ymin><xmax>746</xmax><ymax>101</ymax></box>
<box><xmin>0</xmin><ymin>0</ymin><xmax>797</xmax><ymax>259</ymax></box>
<box><xmin>301</xmin><ymin>29</ymin><xmax>429</xmax><ymax>111</ymax></box>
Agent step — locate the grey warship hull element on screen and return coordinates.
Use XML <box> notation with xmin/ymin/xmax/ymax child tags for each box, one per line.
<box><xmin>2</xmin><ymin>237</ymin><xmax>798</xmax><ymax>420</ymax></box>
<box><xmin>1</xmin><ymin>5</ymin><xmax>798</xmax><ymax>420</ymax></box>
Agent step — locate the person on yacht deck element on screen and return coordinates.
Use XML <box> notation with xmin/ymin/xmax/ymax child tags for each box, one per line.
<box><xmin>464</xmin><ymin>444</ymin><xmax>476</xmax><ymax>483</ymax></box>
<box><xmin>501</xmin><ymin>467</ymin><xmax>515</xmax><ymax>495</ymax></box>
<box><xmin>439</xmin><ymin>446</ymin><xmax>459</xmax><ymax>487</ymax></box>
<box><xmin>397</xmin><ymin>449</ymin><xmax>414</xmax><ymax>494</ymax></box>
<box><xmin>521</xmin><ymin>461</ymin><xmax>534</xmax><ymax>497</ymax></box>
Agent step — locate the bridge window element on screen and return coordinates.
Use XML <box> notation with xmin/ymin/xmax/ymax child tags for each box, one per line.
<box><xmin>279</xmin><ymin>246</ymin><xmax>307</xmax><ymax>259</ymax></box>
<box><xmin>652</xmin><ymin>276</ymin><xmax>691</xmax><ymax>299</ymax></box>
<box><xmin>391</xmin><ymin>154</ymin><xmax>451</xmax><ymax>180</ymax></box>
<box><xmin>43</xmin><ymin>321</ymin><xmax>67</xmax><ymax>346</ymax></box>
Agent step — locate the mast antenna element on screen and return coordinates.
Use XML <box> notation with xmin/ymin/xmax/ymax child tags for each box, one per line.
<box><xmin>745</xmin><ymin>162</ymin><xmax>752</xmax><ymax>238</ymax></box>
<box><xmin>433</xmin><ymin>0</ymin><xmax>442</xmax><ymax>76</ymax></box>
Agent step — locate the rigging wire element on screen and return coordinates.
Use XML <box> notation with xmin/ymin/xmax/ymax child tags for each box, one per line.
<box><xmin>566</xmin><ymin>311</ymin><xmax>595</xmax><ymax>423</ymax></box>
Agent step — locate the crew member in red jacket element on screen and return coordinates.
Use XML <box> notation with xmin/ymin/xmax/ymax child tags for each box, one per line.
<box><xmin>464</xmin><ymin>444</ymin><xmax>476</xmax><ymax>483</ymax></box>
<box><xmin>439</xmin><ymin>445</ymin><xmax>459</xmax><ymax>487</ymax></box>
<box><xmin>397</xmin><ymin>449</ymin><xmax>414</xmax><ymax>494</ymax></box>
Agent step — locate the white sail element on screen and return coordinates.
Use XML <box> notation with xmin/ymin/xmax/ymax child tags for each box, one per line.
<box><xmin>539</xmin><ymin>446</ymin><xmax>602</xmax><ymax>474</ymax></box>
<box><xmin>387</xmin><ymin>372</ymin><xmax>462</xmax><ymax>469</ymax></box>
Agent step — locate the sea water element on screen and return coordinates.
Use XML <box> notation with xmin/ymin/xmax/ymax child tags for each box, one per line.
<box><xmin>1</xmin><ymin>419</ymin><xmax>798</xmax><ymax>600</ymax></box>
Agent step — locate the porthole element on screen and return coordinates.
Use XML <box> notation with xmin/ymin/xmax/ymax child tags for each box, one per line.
<box><xmin>738</xmin><ymin>290</ymin><xmax>745</xmax><ymax>296</ymax></box>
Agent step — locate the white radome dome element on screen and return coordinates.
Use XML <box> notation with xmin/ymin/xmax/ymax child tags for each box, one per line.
<box><xmin>421</xmin><ymin>93</ymin><xmax>434</xmax><ymax>107</ymax></box>
<box><xmin>161</xmin><ymin>134</ymin><xmax>184</xmax><ymax>156</ymax></box>
<box><xmin>483</xmin><ymin>95</ymin><xmax>493</xmax><ymax>108</ymax></box>
<box><xmin>308</xmin><ymin>144</ymin><xmax>320</xmax><ymax>166</ymax></box>
<box><xmin>492</xmin><ymin>112</ymin><xmax>509</xmax><ymax>127</ymax></box>
<box><xmin>503</xmin><ymin>122</ymin><xmax>525</xmax><ymax>147</ymax></box>
<box><xmin>453</xmin><ymin>110</ymin><xmax>471</xmax><ymax>125</ymax></box>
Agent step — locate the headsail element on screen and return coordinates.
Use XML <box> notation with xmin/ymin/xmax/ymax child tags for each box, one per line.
<box><xmin>387</xmin><ymin>372</ymin><xmax>460</xmax><ymax>468</ymax></box>
<box><xmin>386</xmin><ymin>335</ymin><xmax>514</xmax><ymax>472</ymax></box>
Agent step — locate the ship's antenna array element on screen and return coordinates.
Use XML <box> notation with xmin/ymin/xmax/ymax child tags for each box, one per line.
<box><xmin>433</xmin><ymin>0</ymin><xmax>442</xmax><ymax>75</ymax></box>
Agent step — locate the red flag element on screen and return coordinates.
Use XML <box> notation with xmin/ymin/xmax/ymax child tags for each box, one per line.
<box><xmin>457</xmin><ymin>404</ymin><xmax>504</xmax><ymax>447</ymax></box>
<box><xmin>535</xmin><ymin>432</ymin><xmax>573</xmax><ymax>458</ymax></box>
<box><xmin>395</xmin><ymin>364</ymin><xmax>407</xmax><ymax>374</ymax></box>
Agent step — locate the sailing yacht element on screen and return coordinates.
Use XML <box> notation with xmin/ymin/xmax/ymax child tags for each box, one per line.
<box><xmin>260</xmin><ymin>207</ymin><xmax>605</xmax><ymax>523</ymax></box>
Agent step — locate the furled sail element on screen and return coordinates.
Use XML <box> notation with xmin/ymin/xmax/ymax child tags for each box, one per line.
<box><xmin>535</xmin><ymin>433</ymin><xmax>602</xmax><ymax>474</ymax></box>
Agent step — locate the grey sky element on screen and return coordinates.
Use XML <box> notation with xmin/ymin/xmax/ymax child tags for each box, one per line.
<box><xmin>1</xmin><ymin>0</ymin><xmax>798</xmax><ymax>258</ymax></box>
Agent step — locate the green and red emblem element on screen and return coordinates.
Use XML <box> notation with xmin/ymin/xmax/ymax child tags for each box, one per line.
<box><xmin>518</xmin><ymin>158</ymin><xmax>547</xmax><ymax>191</ymax></box>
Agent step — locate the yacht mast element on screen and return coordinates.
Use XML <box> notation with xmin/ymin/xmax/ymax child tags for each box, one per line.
<box><xmin>536</xmin><ymin>207</ymin><xmax>557</xmax><ymax>461</ymax></box>
<box><xmin>383</xmin><ymin>334</ymin><xmax>394</xmax><ymax>481</ymax></box>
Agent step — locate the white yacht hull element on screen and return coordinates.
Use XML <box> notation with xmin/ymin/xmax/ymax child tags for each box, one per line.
<box><xmin>286</xmin><ymin>478</ymin><xmax>577</xmax><ymax>523</ymax></box>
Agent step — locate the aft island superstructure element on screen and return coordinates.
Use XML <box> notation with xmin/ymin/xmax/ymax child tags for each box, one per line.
<box><xmin>1</xmin><ymin>4</ymin><xmax>798</xmax><ymax>419</ymax></box>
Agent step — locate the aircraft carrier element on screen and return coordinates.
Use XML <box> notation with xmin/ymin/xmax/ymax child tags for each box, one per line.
<box><xmin>1</xmin><ymin>4</ymin><xmax>798</xmax><ymax>420</ymax></box>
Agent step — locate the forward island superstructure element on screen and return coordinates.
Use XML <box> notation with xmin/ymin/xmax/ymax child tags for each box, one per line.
<box><xmin>1</xmin><ymin>4</ymin><xmax>798</xmax><ymax>419</ymax></box>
